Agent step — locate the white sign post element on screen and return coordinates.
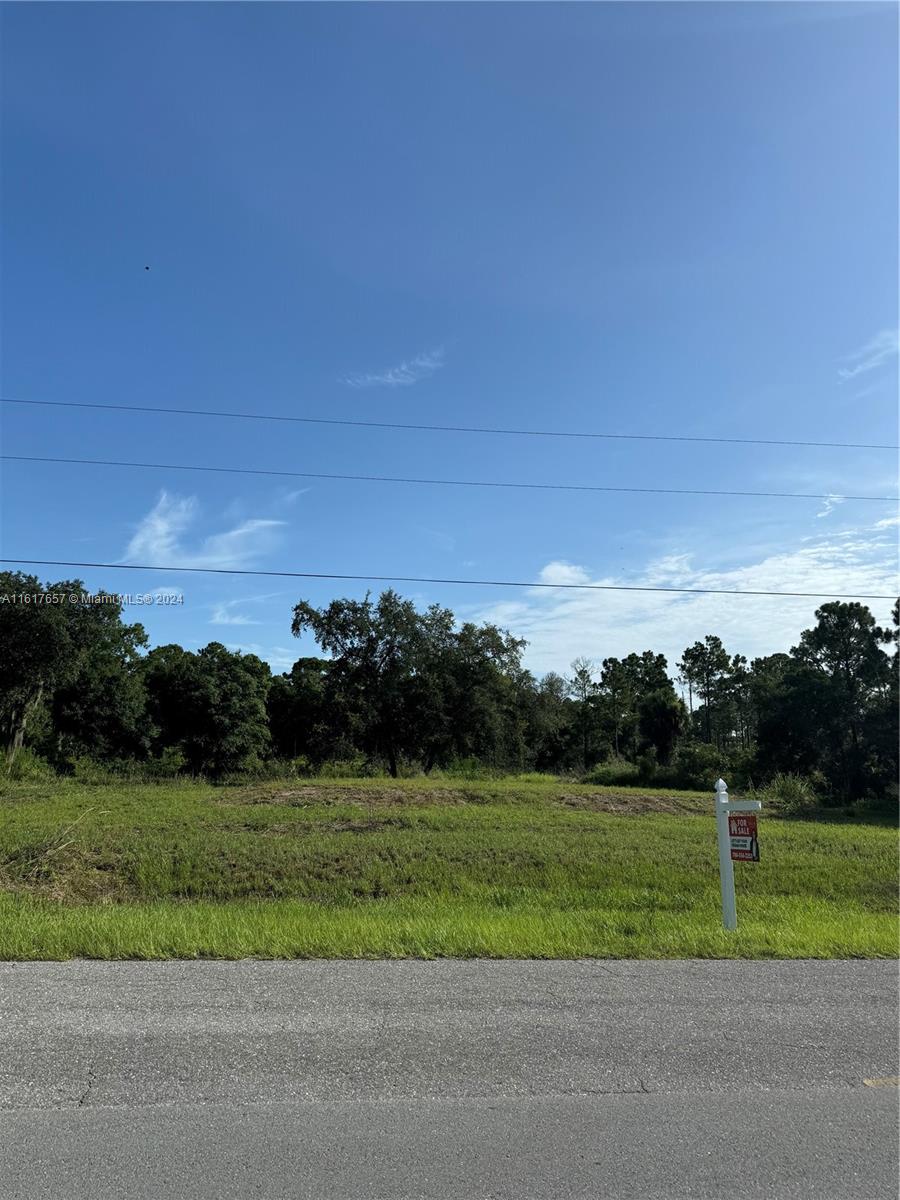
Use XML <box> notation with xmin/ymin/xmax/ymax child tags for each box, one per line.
<box><xmin>715</xmin><ymin>778</ymin><xmax>762</xmax><ymax>931</ymax></box>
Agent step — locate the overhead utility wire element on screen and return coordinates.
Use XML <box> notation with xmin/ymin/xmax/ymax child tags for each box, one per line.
<box><xmin>1</xmin><ymin>396</ymin><xmax>895</xmax><ymax>452</ymax></box>
<box><xmin>1</xmin><ymin>559</ymin><xmax>895</xmax><ymax>601</ymax></box>
<box><xmin>4</xmin><ymin>454</ymin><xmax>895</xmax><ymax>504</ymax></box>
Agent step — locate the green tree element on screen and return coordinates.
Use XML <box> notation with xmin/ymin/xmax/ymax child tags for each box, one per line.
<box><xmin>292</xmin><ymin>590</ymin><xmax>434</xmax><ymax>777</ymax></box>
<box><xmin>291</xmin><ymin>591</ymin><xmax>527</xmax><ymax>776</ymax></box>
<box><xmin>861</xmin><ymin>600</ymin><xmax>899</xmax><ymax>799</ymax></box>
<box><xmin>424</xmin><ymin>619</ymin><xmax>527</xmax><ymax>771</ymax></box>
<box><xmin>725</xmin><ymin>654</ymin><xmax>753</xmax><ymax>749</ymax></box>
<box><xmin>144</xmin><ymin>642</ymin><xmax>271</xmax><ymax>777</ymax></box>
<box><xmin>751</xmin><ymin>606</ymin><xmax>895</xmax><ymax>801</ymax></box>
<box><xmin>790</xmin><ymin>602</ymin><xmax>894</xmax><ymax>800</ymax></box>
<box><xmin>268</xmin><ymin>657</ymin><xmax>333</xmax><ymax>762</ymax></box>
<box><xmin>0</xmin><ymin>573</ymin><xmax>149</xmax><ymax>763</ymax></box>
<box><xmin>45</xmin><ymin>602</ymin><xmax>149</xmax><ymax>764</ymax></box>
<box><xmin>567</xmin><ymin>657</ymin><xmax>600</xmax><ymax>769</ymax></box>
<box><xmin>598</xmin><ymin>651</ymin><xmax>673</xmax><ymax>760</ymax></box>
<box><xmin>598</xmin><ymin>657</ymin><xmax>630</xmax><ymax>758</ymax></box>
<box><xmin>751</xmin><ymin>655</ymin><xmax>825</xmax><ymax>784</ymax></box>
<box><xmin>678</xmin><ymin>636</ymin><xmax>732</xmax><ymax>745</ymax></box>
<box><xmin>638</xmin><ymin>689</ymin><xmax>686</xmax><ymax>765</ymax></box>
<box><xmin>526</xmin><ymin>672</ymin><xmax>577</xmax><ymax>771</ymax></box>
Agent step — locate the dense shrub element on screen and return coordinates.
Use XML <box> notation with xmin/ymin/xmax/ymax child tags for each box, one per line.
<box><xmin>759</xmin><ymin>772</ymin><xmax>819</xmax><ymax>815</ymax></box>
<box><xmin>316</xmin><ymin>757</ymin><xmax>378</xmax><ymax>779</ymax></box>
<box><xmin>433</xmin><ymin>757</ymin><xmax>505</xmax><ymax>781</ymax></box>
<box><xmin>4</xmin><ymin>747</ymin><xmax>54</xmax><ymax>782</ymax></box>
<box><xmin>668</xmin><ymin>741</ymin><xmax>725</xmax><ymax>790</ymax></box>
<box><xmin>581</xmin><ymin>759</ymin><xmax>640</xmax><ymax>787</ymax></box>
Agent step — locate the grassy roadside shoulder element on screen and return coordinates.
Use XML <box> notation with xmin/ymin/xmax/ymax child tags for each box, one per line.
<box><xmin>0</xmin><ymin>777</ymin><xmax>896</xmax><ymax>960</ymax></box>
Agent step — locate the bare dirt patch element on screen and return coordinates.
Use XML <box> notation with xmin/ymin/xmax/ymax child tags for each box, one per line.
<box><xmin>221</xmin><ymin>785</ymin><xmax>473</xmax><ymax>809</ymax></box>
<box><xmin>557</xmin><ymin>793</ymin><xmax>704</xmax><ymax>816</ymax></box>
<box><xmin>219</xmin><ymin>783</ymin><xmax>704</xmax><ymax>816</ymax></box>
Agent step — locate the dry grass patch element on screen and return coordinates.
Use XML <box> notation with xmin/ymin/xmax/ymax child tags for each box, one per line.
<box><xmin>219</xmin><ymin>781</ymin><xmax>706</xmax><ymax>814</ymax></box>
<box><xmin>221</xmin><ymin>784</ymin><xmax>474</xmax><ymax>808</ymax></box>
<box><xmin>557</xmin><ymin>793</ymin><xmax>703</xmax><ymax>815</ymax></box>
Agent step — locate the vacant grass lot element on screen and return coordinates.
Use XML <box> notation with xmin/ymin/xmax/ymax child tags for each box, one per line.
<box><xmin>0</xmin><ymin>776</ymin><xmax>895</xmax><ymax>960</ymax></box>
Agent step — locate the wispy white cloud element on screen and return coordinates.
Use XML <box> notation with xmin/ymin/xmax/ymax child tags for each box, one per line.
<box><xmin>210</xmin><ymin>592</ymin><xmax>282</xmax><ymax>626</ymax></box>
<box><xmin>211</xmin><ymin>604</ymin><xmax>260</xmax><ymax>627</ymax></box>
<box><xmin>342</xmin><ymin>347</ymin><xmax>445</xmax><ymax>389</ymax></box>
<box><xmin>280</xmin><ymin>488</ymin><xmax>311</xmax><ymax>506</ymax></box>
<box><xmin>122</xmin><ymin>491</ymin><xmax>285</xmax><ymax>569</ymax></box>
<box><xmin>225</xmin><ymin>642</ymin><xmax>297</xmax><ymax>672</ymax></box>
<box><xmin>875</xmin><ymin>515</ymin><xmax>899</xmax><ymax>530</ymax></box>
<box><xmin>471</xmin><ymin>523</ymin><xmax>898</xmax><ymax>677</ymax></box>
<box><xmin>838</xmin><ymin>329</ymin><xmax>899</xmax><ymax>381</ymax></box>
<box><xmin>816</xmin><ymin>494</ymin><xmax>846</xmax><ymax>519</ymax></box>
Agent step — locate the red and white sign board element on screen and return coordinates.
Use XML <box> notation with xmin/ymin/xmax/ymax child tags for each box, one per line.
<box><xmin>728</xmin><ymin>812</ymin><xmax>759</xmax><ymax>862</ymax></box>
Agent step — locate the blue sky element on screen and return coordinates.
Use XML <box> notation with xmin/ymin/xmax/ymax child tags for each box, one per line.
<box><xmin>1</xmin><ymin>2</ymin><xmax>897</xmax><ymax>676</ymax></box>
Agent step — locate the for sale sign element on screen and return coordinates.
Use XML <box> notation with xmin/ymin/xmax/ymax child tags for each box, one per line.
<box><xmin>728</xmin><ymin>812</ymin><xmax>759</xmax><ymax>862</ymax></box>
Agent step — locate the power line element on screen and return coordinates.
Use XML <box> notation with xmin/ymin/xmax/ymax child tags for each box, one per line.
<box><xmin>4</xmin><ymin>453</ymin><xmax>896</xmax><ymax>503</ymax></box>
<box><xmin>2</xmin><ymin>395</ymin><xmax>896</xmax><ymax>452</ymax></box>
<box><xmin>1</xmin><ymin>559</ymin><xmax>895</xmax><ymax>601</ymax></box>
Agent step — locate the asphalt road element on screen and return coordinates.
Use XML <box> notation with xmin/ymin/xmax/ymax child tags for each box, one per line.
<box><xmin>0</xmin><ymin>959</ymin><xmax>896</xmax><ymax>1199</ymax></box>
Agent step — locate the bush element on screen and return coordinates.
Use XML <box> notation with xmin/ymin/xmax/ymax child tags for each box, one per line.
<box><xmin>289</xmin><ymin>755</ymin><xmax>315</xmax><ymax>778</ymax></box>
<box><xmin>850</xmin><ymin>787</ymin><xmax>899</xmax><ymax>821</ymax></box>
<box><xmin>396</xmin><ymin>760</ymin><xmax>428</xmax><ymax>779</ymax></box>
<box><xmin>4</xmin><ymin>748</ymin><xmax>55</xmax><ymax>782</ymax></box>
<box><xmin>635</xmin><ymin>750</ymin><xmax>658</xmax><ymax>783</ymax></box>
<box><xmin>436</xmin><ymin>758</ymin><xmax>503</xmax><ymax>781</ymax></box>
<box><xmin>759</xmin><ymin>772</ymin><xmax>819</xmax><ymax>816</ymax></box>
<box><xmin>142</xmin><ymin>748</ymin><xmax>188</xmax><ymax>779</ymax></box>
<box><xmin>67</xmin><ymin>756</ymin><xmax>117</xmax><ymax>784</ymax></box>
<box><xmin>581</xmin><ymin>759</ymin><xmax>640</xmax><ymax>787</ymax></box>
<box><xmin>45</xmin><ymin>753</ymin><xmax>202</xmax><ymax>785</ymax></box>
<box><xmin>316</xmin><ymin>757</ymin><xmax>376</xmax><ymax>779</ymax></box>
<box><xmin>723</xmin><ymin>747</ymin><xmax>758</xmax><ymax>791</ymax></box>
<box><xmin>669</xmin><ymin>742</ymin><xmax>725</xmax><ymax>791</ymax></box>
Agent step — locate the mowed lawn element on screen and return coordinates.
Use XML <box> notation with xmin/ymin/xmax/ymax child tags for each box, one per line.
<box><xmin>0</xmin><ymin>777</ymin><xmax>895</xmax><ymax>960</ymax></box>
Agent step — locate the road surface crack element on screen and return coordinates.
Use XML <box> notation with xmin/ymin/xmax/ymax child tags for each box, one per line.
<box><xmin>77</xmin><ymin>1065</ymin><xmax>96</xmax><ymax>1108</ymax></box>
<box><xmin>587</xmin><ymin>962</ymin><xmax>621</xmax><ymax>978</ymax></box>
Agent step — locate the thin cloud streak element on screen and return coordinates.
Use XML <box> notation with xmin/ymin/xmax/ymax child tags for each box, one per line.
<box><xmin>210</xmin><ymin>592</ymin><xmax>283</xmax><ymax>626</ymax></box>
<box><xmin>225</xmin><ymin>642</ymin><xmax>297</xmax><ymax>672</ymax></box>
<box><xmin>838</xmin><ymin>329</ymin><xmax>899</xmax><ymax>381</ymax></box>
<box><xmin>122</xmin><ymin>490</ymin><xmax>285</xmax><ymax>570</ymax></box>
<box><xmin>342</xmin><ymin>348</ymin><xmax>445</xmax><ymax>389</ymax></box>
<box><xmin>816</xmin><ymin>494</ymin><xmax>846</xmax><ymax>519</ymax></box>
<box><xmin>210</xmin><ymin>605</ymin><xmax>260</xmax><ymax>627</ymax></box>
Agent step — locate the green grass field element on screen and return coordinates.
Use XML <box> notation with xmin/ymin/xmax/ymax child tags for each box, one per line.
<box><xmin>0</xmin><ymin>776</ymin><xmax>896</xmax><ymax>960</ymax></box>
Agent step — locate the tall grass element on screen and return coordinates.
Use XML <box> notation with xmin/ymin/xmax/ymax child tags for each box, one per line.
<box><xmin>0</xmin><ymin>777</ymin><xmax>895</xmax><ymax>960</ymax></box>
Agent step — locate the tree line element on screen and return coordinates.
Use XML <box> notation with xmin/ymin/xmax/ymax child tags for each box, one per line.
<box><xmin>1</xmin><ymin>571</ymin><xmax>896</xmax><ymax>802</ymax></box>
